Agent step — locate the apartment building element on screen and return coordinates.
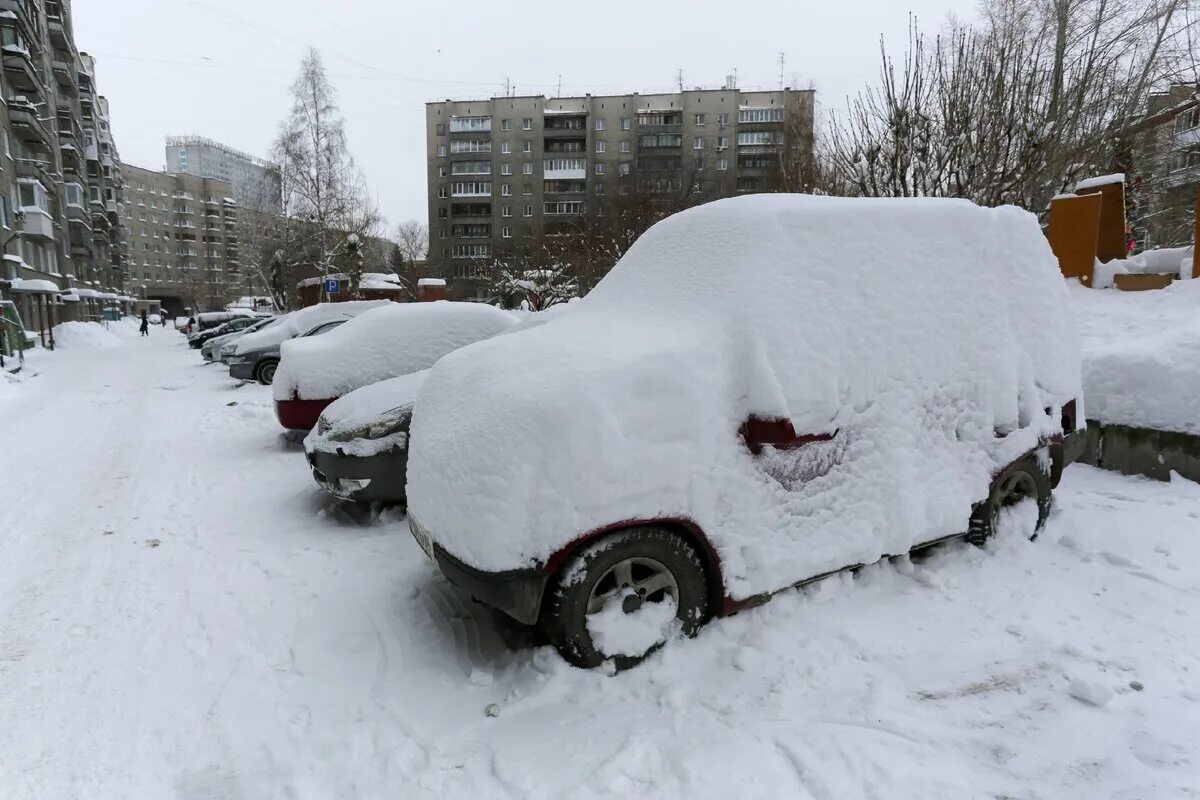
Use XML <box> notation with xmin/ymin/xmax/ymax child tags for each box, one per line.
<box><xmin>1132</xmin><ymin>84</ymin><xmax>1200</xmax><ymax>250</ymax></box>
<box><xmin>425</xmin><ymin>87</ymin><xmax>814</xmax><ymax>295</ymax></box>
<box><xmin>120</xmin><ymin>163</ymin><xmax>241</xmax><ymax>315</ymax></box>
<box><xmin>0</xmin><ymin>0</ymin><xmax>129</xmax><ymax>338</ymax></box>
<box><xmin>165</xmin><ymin>135</ymin><xmax>282</xmax><ymax>213</ymax></box>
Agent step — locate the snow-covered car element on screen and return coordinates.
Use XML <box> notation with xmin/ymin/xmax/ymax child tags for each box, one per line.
<box><xmin>188</xmin><ymin>315</ymin><xmax>260</xmax><ymax>349</ymax></box>
<box><xmin>227</xmin><ymin>301</ymin><xmax>390</xmax><ymax>384</ymax></box>
<box><xmin>275</xmin><ymin>301</ymin><xmax>516</xmax><ymax>431</ymax></box>
<box><xmin>304</xmin><ymin>370</ymin><xmax>428</xmax><ymax>503</ymax></box>
<box><xmin>200</xmin><ymin>317</ymin><xmax>278</xmax><ymax>362</ymax></box>
<box><xmin>406</xmin><ymin>195</ymin><xmax>1085</xmax><ymax>669</ymax></box>
<box><xmin>188</xmin><ymin>309</ymin><xmax>255</xmax><ymax>336</ymax></box>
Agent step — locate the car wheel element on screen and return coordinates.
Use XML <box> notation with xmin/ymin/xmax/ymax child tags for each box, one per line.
<box><xmin>966</xmin><ymin>451</ymin><xmax>1052</xmax><ymax>546</ymax></box>
<box><xmin>256</xmin><ymin>359</ymin><xmax>278</xmax><ymax>385</ymax></box>
<box><xmin>541</xmin><ymin>526</ymin><xmax>709</xmax><ymax>670</ymax></box>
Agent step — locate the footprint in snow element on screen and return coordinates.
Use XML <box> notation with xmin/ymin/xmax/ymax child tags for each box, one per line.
<box><xmin>145</xmin><ymin>539</ymin><xmax>161</xmax><ymax>548</ymax></box>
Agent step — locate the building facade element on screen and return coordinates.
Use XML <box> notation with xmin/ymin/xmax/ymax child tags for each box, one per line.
<box><xmin>425</xmin><ymin>88</ymin><xmax>815</xmax><ymax>296</ymax></box>
<box><xmin>119</xmin><ymin>163</ymin><xmax>242</xmax><ymax>315</ymax></box>
<box><xmin>164</xmin><ymin>135</ymin><xmax>281</xmax><ymax>213</ymax></box>
<box><xmin>0</xmin><ymin>0</ymin><xmax>129</xmax><ymax>337</ymax></box>
<box><xmin>1131</xmin><ymin>84</ymin><xmax>1199</xmax><ymax>251</ymax></box>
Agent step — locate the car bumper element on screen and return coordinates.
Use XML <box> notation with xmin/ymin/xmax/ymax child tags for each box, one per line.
<box><xmin>408</xmin><ymin>517</ymin><xmax>549</xmax><ymax>626</ymax></box>
<box><xmin>275</xmin><ymin>398</ymin><xmax>334</xmax><ymax>431</ymax></box>
<box><xmin>228</xmin><ymin>360</ymin><xmax>255</xmax><ymax>380</ymax></box>
<box><xmin>1064</xmin><ymin>428</ymin><xmax>1087</xmax><ymax>466</ymax></box>
<box><xmin>305</xmin><ymin>441</ymin><xmax>409</xmax><ymax>504</ymax></box>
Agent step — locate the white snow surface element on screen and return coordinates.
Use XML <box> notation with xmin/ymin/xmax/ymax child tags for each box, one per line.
<box><xmin>1070</xmin><ymin>279</ymin><xmax>1200</xmax><ymax>434</ymax></box>
<box><xmin>408</xmin><ymin>195</ymin><xmax>1082</xmax><ymax>592</ymax></box>
<box><xmin>1074</xmin><ymin>173</ymin><xmax>1126</xmax><ymax>191</ymax></box>
<box><xmin>273</xmin><ymin>302</ymin><xmax>516</xmax><ymax>401</ymax></box>
<box><xmin>234</xmin><ymin>301</ymin><xmax>389</xmax><ymax>354</ymax></box>
<box><xmin>1</xmin><ymin>332</ymin><xmax>1198</xmax><ymax>798</ymax></box>
<box><xmin>586</xmin><ymin>596</ymin><xmax>679</xmax><ymax>658</ymax></box>
<box><xmin>305</xmin><ymin>369</ymin><xmax>429</xmax><ymax>457</ymax></box>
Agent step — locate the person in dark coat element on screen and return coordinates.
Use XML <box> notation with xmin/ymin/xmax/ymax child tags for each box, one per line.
<box><xmin>139</xmin><ymin>310</ymin><xmax>149</xmax><ymax>337</ymax></box>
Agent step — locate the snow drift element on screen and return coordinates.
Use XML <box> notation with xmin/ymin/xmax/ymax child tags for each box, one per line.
<box><xmin>273</xmin><ymin>302</ymin><xmax>516</xmax><ymax>401</ymax></box>
<box><xmin>234</xmin><ymin>301</ymin><xmax>389</xmax><ymax>354</ymax></box>
<box><xmin>407</xmin><ymin>195</ymin><xmax>1082</xmax><ymax>599</ymax></box>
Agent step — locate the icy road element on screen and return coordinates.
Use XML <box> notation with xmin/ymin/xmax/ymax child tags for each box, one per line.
<box><xmin>1</xmin><ymin>324</ymin><xmax>1198</xmax><ymax>799</ymax></box>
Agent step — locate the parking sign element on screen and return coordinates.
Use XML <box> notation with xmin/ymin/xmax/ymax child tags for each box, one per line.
<box><xmin>323</xmin><ymin>278</ymin><xmax>340</xmax><ymax>294</ymax></box>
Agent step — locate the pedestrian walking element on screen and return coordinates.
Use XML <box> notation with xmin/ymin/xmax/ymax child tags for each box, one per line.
<box><xmin>139</xmin><ymin>311</ymin><xmax>150</xmax><ymax>337</ymax></box>
<box><xmin>161</xmin><ymin>314</ymin><xmax>168</xmax><ymax>328</ymax></box>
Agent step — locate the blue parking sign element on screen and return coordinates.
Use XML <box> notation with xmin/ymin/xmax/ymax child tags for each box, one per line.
<box><xmin>323</xmin><ymin>278</ymin><xmax>340</xmax><ymax>294</ymax></box>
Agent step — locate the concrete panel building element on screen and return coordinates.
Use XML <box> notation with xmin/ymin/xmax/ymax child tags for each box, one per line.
<box><xmin>120</xmin><ymin>163</ymin><xmax>240</xmax><ymax>315</ymax></box>
<box><xmin>165</xmin><ymin>136</ymin><xmax>281</xmax><ymax>213</ymax></box>
<box><xmin>425</xmin><ymin>87</ymin><xmax>814</xmax><ymax>297</ymax></box>
<box><xmin>0</xmin><ymin>0</ymin><xmax>129</xmax><ymax>338</ymax></box>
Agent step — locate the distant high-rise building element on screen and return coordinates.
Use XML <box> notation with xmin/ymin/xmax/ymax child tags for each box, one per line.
<box><xmin>425</xmin><ymin>87</ymin><xmax>815</xmax><ymax>298</ymax></box>
<box><xmin>164</xmin><ymin>136</ymin><xmax>281</xmax><ymax>213</ymax></box>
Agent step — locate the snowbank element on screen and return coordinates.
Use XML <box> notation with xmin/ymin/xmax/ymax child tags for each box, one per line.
<box><xmin>273</xmin><ymin>302</ymin><xmax>516</xmax><ymax>401</ymax></box>
<box><xmin>235</xmin><ymin>301</ymin><xmax>389</xmax><ymax>354</ymax></box>
<box><xmin>52</xmin><ymin>321</ymin><xmax>121</xmax><ymax>349</ymax></box>
<box><xmin>1071</xmin><ymin>280</ymin><xmax>1200</xmax><ymax>434</ymax></box>
<box><xmin>1074</xmin><ymin>173</ymin><xmax>1125</xmax><ymax>191</ymax></box>
<box><xmin>408</xmin><ymin>194</ymin><xmax>1081</xmax><ymax>595</ymax></box>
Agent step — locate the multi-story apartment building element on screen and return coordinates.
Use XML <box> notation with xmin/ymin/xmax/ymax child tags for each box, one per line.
<box><xmin>1131</xmin><ymin>84</ymin><xmax>1199</xmax><ymax>251</ymax></box>
<box><xmin>0</xmin><ymin>0</ymin><xmax>128</xmax><ymax>337</ymax></box>
<box><xmin>425</xmin><ymin>87</ymin><xmax>814</xmax><ymax>296</ymax></box>
<box><xmin>164</xmin><ymin>135</ymin><xmax>282</xmax><ymax>213</ymax></box>
<box><xmin>120</xmin><ymin>163</ymin><xmax>241</xmax><ymax>314</ymax></box>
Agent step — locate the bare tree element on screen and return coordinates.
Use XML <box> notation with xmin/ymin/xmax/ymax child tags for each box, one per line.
<box><xmin>394</xmin><ymin>220</ymin><xmax>429</xmax><ymax>263</ymax></box>
<box><xmin>270</xmin><ymin>48</ymin><xmax>381</xmax><ymax>306</ymax></box>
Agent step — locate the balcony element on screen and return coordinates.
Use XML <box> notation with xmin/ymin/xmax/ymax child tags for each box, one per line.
<box><xmin>9</xmin><ymin>101</ymin><xmax>53</xmax><ymax>151</ymax></box>
<box><xmin>61</xmin><ymin>142</ymin><xmax>84</xmax><ymax>173</ymax></box>
<box><xmin>543</xmin><ymin>159</ymin><xmax>586</xmax><ymax>180</ymax></box>
<box><xmin>52</xmin><ymin>59</ymin><xmax>77</xmax><ymax>90</ymax></box>
<box><xmin>15</xmin><ymin>157</ymin><xmax>54</xmax><ymax>183</ymax></box>
<box><xmin>2</xmin><ymin>46</ymin><xmax>41</xmax><ymax>94</ymax></box>
<box><xmin>19</xmin><ymin>207</ymin><xmax>54</xmax><ymax>239</ymax></box>
<box><xmin>46</xmin><ymin>13</ymin><xmax>70</xmax><ymax>50</ymax></box>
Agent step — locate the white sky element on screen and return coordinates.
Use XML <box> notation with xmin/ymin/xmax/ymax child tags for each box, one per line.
<box><xmin>74</xmin><ymin>0</ymin><xmax>981</xmax><ymax>232</ymax></box>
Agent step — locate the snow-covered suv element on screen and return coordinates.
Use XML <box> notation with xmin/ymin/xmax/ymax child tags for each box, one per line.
<box><xmin>406</xmin><ymin>195</ymin><xmax>1084</xmax><ymax>669</ymax></box>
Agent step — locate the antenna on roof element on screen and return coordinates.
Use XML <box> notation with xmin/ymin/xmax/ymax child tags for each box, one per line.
<box><xmin>556</xmin><ymin>73</ymin><xmax>562</xmax><ymax>97</ymax></box>
<box><xmin>778</xmin><ymin>52</ymin><xmax>785</xmax><ymax>89</ymax></box>
<box><xmin>676</xmin><ymin>68</ymin><xmax>684</xmax><ymax>92</ymax></box>
<box><xmin>503</xmin><ymin>76</ymin><xmax>511</xmax><ymax>96</ymax></box>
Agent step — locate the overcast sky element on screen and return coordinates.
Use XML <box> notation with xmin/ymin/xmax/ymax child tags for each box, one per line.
<box><xmin>74</xmin><ymin>0</ymin><xmax>981</xmax><ymax>232</ymax></box>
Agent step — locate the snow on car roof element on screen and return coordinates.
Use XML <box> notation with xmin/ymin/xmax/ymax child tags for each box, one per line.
<box><xmin>235</xmin><ymin>301</ymin><xmax>390</xmax><ymax>353</ymax></box>
<box><xmin>408</xmin><ymin>194</ymin><xmax>1082</xmax><ymax>587</ymax></box>
<box><xmin>273</xmin><ymin>301</ymin><xmax>517</xmax><ymax>401</ymax></box>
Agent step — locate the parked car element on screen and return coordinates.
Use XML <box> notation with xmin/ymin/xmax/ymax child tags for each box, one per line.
<box><xmin>405</xmin><ymin>195</ymin><xmax>1085</xmax><ymax>669</ymax></box>
<box><xmin>274</xmin><ymin>302</ymin><xmax>517</xmax><ymax>432</ymax></box>
<box><xmin>188</xmin><ymin>310</ymin><xmax>255</xmax><ymax>336</ymax></box>
<box><xmin>227</xmin><ymin>301</ymin><xmax>390</xmax><ymax>385</ymax></box>
<box><xmin>200</xmin><ymin>317</ymin><xmax>278</xmax><ymax>362</ymax></box>
<box><xmin>188</xmin><ymin>315</ymin><xmax>262</xmax><ymax>349</ymax></box>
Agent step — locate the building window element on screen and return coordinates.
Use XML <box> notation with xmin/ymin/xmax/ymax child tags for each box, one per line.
<box><xmin>595</xmin><ymin>118</ymin><xmax>606</xmax><ymax>131</ymax></box>
<box><xmin>717</xmin><ymin>113</ymin><xmax>730</xmax><ymax>126</ymax></box>
<box><xmin>452</xmin><ymin>160</ymin><xmax>491</xmax><ymax>175</ymax></box>
<box><xmin>523</xmin><ymin>140</ymin><xmax>532</xmax><ymax>153</ymax></box>
<box><xmin>449</xmin><ymin>116</ymin><xmax>491</xmax><ymax>133</ymax></box>
<box><xmin>522</xmin><ymin>183</ymin><xmax>532</xmax><ymax>195</ymax></box>
<box><xmin>717</xmin><ymin>158</ymin><xmax>729</xmax><ymax>171</ymax></box>
<box><xmin>438</xmin><ymin>207</ymin><xmax>448</xmax><ymax>219</ymax></box>
<box><xmin>737</xmin><ymin>131</ymin><xmax>778</xmax><ymax>146</ymax></box>
<box><xmin>502</xmin><ymin>205</ymin><xmax>512</xmax><ymax>217</ymax></box>
<box><xmin>522</xmin><ymin>117</ymin><xmax>532</xmax><ymax>130</ymax></box>
<box><xmin>543</xmin><ymin>158</ymin><xmax>586</xmax><ymax>174</ymax></box>
<box><xmin>501</xmin><ymin>119</ymin><xmax>512</xmax><ymax>131</ymax></box>
<box><xmin>596</xmin><ymin>141</ymin><xmax>606</xmax><ymax>154</ymax></box>
<box><xmin>620</xmin><ymin>118</ymin><xmax>630</xmax><ymax>131</ymax></box>
<box><xmin>0</xmin><ymin>195</ymin><xmax>8</xmax><ymax>229</ymax></box>
<box><xmin>437</xmin><ymin>186</ymin><xmax>448</xmax><ymax>198</ymax></box>
<box><xmin>693</xmin><ymin>137</ymin><xmax>705</xmax><ymax>150</ymax></box>
<box><xmin>716</xmin><ymin>136</ymin><xmax>730</xmax><ymax>150</ymax></box>
<box><xmin>501</xmin><ymin>141</ymin><xmax>512</xmax><ymax>154</ymax></box>
<box><xmin>739</xmin><ymin>108</ymin><xmax>784</xmax><ymax>124</ymax></box>
<box><xmin>501</xmin><ymin>163</ymin><xmax>512</xmax><ymax>175</ymax></box>
<box><xmin>523</xmin><ymin>204</ymin><xmax>533</xmax><ymax>217</ymax></box>
<box><xmin>619</xmin><ymin>140</ymin><xmax>630</xmax><ymax>153</ymax></box>
<box><xmin>618</xmin><ymin>162</ymin><xmax>630</xmax><ymax>176</ymax></box>
<box><xmin>522</xmin><ymin>162</ymin><xmax>533</xmax><ymax>175</ymax></box>
<box><xmin>501</xmin><ymin>184</ymin><xmax>512</xmax><ymax>196</ymax></box>
<box><xmin>435</xmin><ymin>123</ymin><xmax>446</xmax><ymax>135</ymax></box>
<box><xmin>438</xmin><ymin>166</ymin><xmax>447</xmax><ymax>177</ymax></box>
<box><xmin>695</xmin><ymin>156</ymin><xmax>705</xmax><ymax>170</ymax></box>
<box><xmin>450</xmin><ymin>181</ymin><xmax>491</xmax><ymax>196</ymax></box>
<box><xmin>595</xmin><ymin>182</ymin><xmax>605</xmax><ymax>195</ymax></box>
<box><xmin>544</xmin><ymin>200</ymin><xmax>584</xmax><ymax>215</ymax></box>
<box><xmin>452</xmin><ymin>243</ymin><xmax>490</xmax><ymax>259</ymax></box>
<box><xmin>437</xmin><ymin>145</ymin><xmax>446</xmax><ymax>157</ymax></box>
<box><xmin>451</xmin><ymin>139</ymin><xmax>491</xmax><ymax>154</ymax></box>
<box><xmin>502</xmin><ymin>226</ymin><xmax>512</xmax><ymax>238</ymax></box>
<box><xmin>694</xmin><ymin>113</ymin><xmax>706</xmax><ymax>125</ymax></box>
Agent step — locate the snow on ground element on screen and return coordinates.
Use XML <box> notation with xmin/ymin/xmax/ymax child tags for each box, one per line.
<box><xmin>1</xmin><ymin>324</ymin><xmax>1199</xmax><ymax>799</ymax></box>
<box><xmin>1070</xmin><ymin>279</ymin><xmax>1200</xmax><ymax>433</ymax></box>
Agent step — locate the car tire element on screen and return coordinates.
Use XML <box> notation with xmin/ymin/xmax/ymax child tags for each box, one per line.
<box><xmin>541</xmin><ymin>526</ymin><xmax>709</xmax><ymax>670</ymax></box>
<box><xmin>965</xmin><ymin>450</ymin><xmax>1052</xmax><ymax>546</ymax></box>
<box><xmin>255</xmin><ymin>359</ymin><xmax>278</xmax><ymax>385</ymax></box>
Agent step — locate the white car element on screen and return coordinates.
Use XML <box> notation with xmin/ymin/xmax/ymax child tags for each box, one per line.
<box><xmin>406</xmin><ymin>194</ymin><xmax>1084</xmax><ymax>669</ymax></box>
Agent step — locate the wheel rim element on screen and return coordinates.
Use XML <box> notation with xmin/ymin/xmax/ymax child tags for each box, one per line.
<box><xmin>586</xmin><ymin>556</ymin><xmax>679</xmax><ymax>616</ymax></box>
<box><xmin>997</xmin><ymin>470</ymin><xmax>1038</xmax><ymax>509</ymax></box>
<box><xmin>261</xmin><ymin>363</ymin><xmax>276</xmax><ymax>383</ymax></box>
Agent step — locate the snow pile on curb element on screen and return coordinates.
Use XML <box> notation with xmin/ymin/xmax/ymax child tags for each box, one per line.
<box><xmin>52</xmin><ymin>321</ymin><xmax>122</xmax><ymax>349</ymax></box>
<box><xmin>235</xmin><ymin>301</ymin><xmax>389</xmax><ymax>354</ymax></box>
<box><xmin>274</xmin><ymin>302</ymin><xmax>516</xmax><ymax>401</ymax></box>
<box><xmin>1071</xmin><ymin>280</ymin><xmax>1200</xmax><ymax>434</ymax></box>
<box><xmin>409</xmin><ymin>194</ymin><xmax>1081</xmax><ymax>596</ymax></box>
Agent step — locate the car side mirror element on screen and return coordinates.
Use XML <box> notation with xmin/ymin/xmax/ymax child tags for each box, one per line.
<box><xmin>740</xmin><ymin>415</ymin><xmax>836</xmax><ymax>455</ymax></box>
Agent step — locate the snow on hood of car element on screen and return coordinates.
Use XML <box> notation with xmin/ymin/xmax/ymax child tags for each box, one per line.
<box><xmin>304</xmin><ymin>369</ymin><xmax>430</xmax><ymax>457</ymax></box>
<box><xmin>273</xmin><ymin>302</ymin><xmax>518</xmax><ymax>401</ymax></box>
<box><xmin>406</xmin><ymin>194</ymin><xmax>1083</xmax><ymax>595</ymax></box>
<box><xmin>235</xmin><ymin>301</ymin><xmax>390</xmax><ymax>355</ymax></box>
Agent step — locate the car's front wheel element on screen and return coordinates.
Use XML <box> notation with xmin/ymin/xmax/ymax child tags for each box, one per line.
<box><xmin>966</xmin><ymin>451</ymin><xmax>1052</xmax><ymax>546</ymax></box>
<box><xmin>541</xmin><ymin>526</ymin><xmax>709</xmax><ymax>670</ymax></box>
<box><xmin>255</xmin><ymin>359</ymin><xmax>278</xmax><ymax>385</ymax></box>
